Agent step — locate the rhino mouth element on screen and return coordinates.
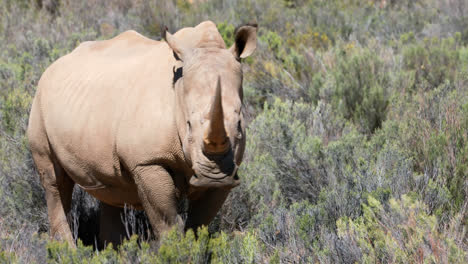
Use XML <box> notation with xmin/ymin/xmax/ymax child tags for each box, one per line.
<box><xmin>189</xmin><ymin>159</ymin><xmax>239</xmax><ymax>188</ymax></box>
<box><xmin>189</xmin><ymin>172</ymin><xmax>240</xmax><ymax>188</ymax></box>
<box><xmin>187</xmin><ymin>146</ymin><xmax>240</xmax><ymax>188</ymax></box>
<box><xmin>195</xmin><ymin>160</ymin><xmax>235</xmax><ymax>177</ymax></box>
<box><xmin>193</xmin><ymin>171</ymin><xmax>229</xmax><ymax>180</ymax></box>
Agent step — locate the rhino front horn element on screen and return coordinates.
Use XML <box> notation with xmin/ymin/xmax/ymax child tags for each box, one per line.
<box><xmin>204</xmin><ymin>77</ymin><xmax>229</xmax><ymax>154</ymax></box>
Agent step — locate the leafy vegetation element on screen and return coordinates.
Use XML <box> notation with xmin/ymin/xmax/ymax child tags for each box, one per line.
<box><xmin>1</xmin><ymin>0</ymin><xmax>467</xmax><ymax>263</ymax></box>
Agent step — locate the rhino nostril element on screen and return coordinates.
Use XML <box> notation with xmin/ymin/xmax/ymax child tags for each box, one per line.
<box><xmin>233</xmin><ymin>173</ymin><xmax>239</xmax><ymax>180</ymax></box>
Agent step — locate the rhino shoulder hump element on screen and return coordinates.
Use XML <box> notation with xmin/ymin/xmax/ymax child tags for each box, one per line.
<box><xmin>114</xmin><ymin>30</ymin><xmax>158</xmax><ymax>45</ymax></box>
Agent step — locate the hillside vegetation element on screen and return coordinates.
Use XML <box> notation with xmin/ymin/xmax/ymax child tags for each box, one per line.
<box><xmin>1</xmin><ymin>0</ymin><xmax>467</xmax><ymax>263</ymax></box>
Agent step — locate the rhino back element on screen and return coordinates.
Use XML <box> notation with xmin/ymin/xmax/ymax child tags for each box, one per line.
<box><xmin>36</xmin><ymin>31</ymin><xmax>181</xmax><ymax>191</ymax></box>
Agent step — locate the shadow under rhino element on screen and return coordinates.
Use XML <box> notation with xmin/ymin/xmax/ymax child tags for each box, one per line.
<box><xmin>69</xmin><ymin>187</ymin><xmax>154</xmax><ymax>249</ymax></box>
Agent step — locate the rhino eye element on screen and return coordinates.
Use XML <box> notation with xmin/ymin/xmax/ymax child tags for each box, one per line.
<box><xmin>187</xmin><ymin>121</ymin><xmax>192</xmax><ymax>134</ymax></box>
<box><xmin>236</xmin><ymin>120</ymin><xmax>242</xmax><ymax>139</ymax></box>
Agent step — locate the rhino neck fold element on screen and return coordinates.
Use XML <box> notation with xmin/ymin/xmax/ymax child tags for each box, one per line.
<box><xmin>173</xmin><ymin>79</ymin><xmax>193</xmax><ymax>173</ymax></box>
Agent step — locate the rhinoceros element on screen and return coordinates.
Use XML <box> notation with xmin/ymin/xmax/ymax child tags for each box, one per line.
<box><xmin>27</xmin><ymin>21</ymin><xmax>257</xmax><ymax>245</ymax></box>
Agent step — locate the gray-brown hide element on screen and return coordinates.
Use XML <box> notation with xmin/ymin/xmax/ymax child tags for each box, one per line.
<box><xmin>27</xmin><ymin>21</ymin><xmax>257</xmax><ymax>246</ymax></box>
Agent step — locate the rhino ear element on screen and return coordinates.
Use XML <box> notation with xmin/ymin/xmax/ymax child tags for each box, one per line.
<box><xmin>164</xmin><ymin>29</ymin><xmax>187</xmax><ymax>61</ymax></box>
<box><xmin>229</xmin><ymin>23</ymin><xmax>258</xmax><ymax>59</ymax></box>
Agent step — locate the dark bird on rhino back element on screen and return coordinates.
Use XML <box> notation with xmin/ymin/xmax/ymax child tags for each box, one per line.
<box><xmin>27</xmin><ymin>20</ymin><xmax>257</xmax><ymax>246</ymax></box>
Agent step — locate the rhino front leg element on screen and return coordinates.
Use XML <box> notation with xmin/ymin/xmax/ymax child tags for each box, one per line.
<box><xmin>185</xmin><ymin>188</ymin><xmax>230</xmax><ymax>232</ymax></box>
<box><xmin>32</xmin><ymin>153</ymin><xmax>75</xmax><ymax>246</ymax></box>
<box><xmin>133</xmin><ymin>165</ymin><xmax>182</xmax><ymax>239</ymax></box>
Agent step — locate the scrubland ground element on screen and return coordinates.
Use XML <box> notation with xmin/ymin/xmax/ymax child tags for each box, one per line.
<box><xmin>0</xmin><ymin>0</ymin><xmax>467</xmax><ymax>263</ymax></box>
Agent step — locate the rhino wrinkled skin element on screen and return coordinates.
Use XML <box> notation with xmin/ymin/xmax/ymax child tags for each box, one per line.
<box><xmin>27</xmin><ymin>21</ymin><xmax>257</xmax><ymax>246</ymax></box>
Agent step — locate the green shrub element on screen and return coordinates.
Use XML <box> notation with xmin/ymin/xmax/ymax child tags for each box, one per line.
<box><xmin>337</xmin><ymin>195</ymin><xmax>466</xmax><ymax>263</ymax></box>
<box><xmin>259</xmin><ymin>29</ymin><xmax>308</xmax><ymax>80</ymax></box>
<box><xmin>44</xmin><ymin>227</ymin><xmax>262</xmax><ymax>263</ymax></box>
<box><xmin>0</xmin><ymin>251</ymin><xmax>16</xmax><ymax>263</ymax></box>
<box><xmin>241</xmin><ymin>98</ymin><xmax>325</xmax><ymax>205</ymax></box>
<box><xmin>157</xmin><ymin>227</ymin><xmax>210</xmax><ymax>263</ymax></box>
<box><xmin>403</xmin><ymin>37</ymin><xmax>461</xmax><ymax>90</ymax></box>
<box><xmin>217</xmin><ymin>21</ymin><xmax>235</xmax><ymax>47</ymax></box>
<box><xmin>331</xmin><ymin>46</ymin><xmax>390</xmax><ymax>133</ymax></box>
<box><xmin>1</xmin><ymin>87</ymin><xmax>32</xmax><ymax>135</ymax></box>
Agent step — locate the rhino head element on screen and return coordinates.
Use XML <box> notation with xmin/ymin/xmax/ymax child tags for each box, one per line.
<box><xmin>165</xmin><ymin>21</ymin><xmax>257</xmax><ymax>191</ymax></box>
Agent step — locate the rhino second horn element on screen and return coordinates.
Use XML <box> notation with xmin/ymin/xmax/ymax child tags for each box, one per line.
<box><xmin>204</xmin><ymin>77</ymin><xmax>229</xmax><ymax>153</ymax></box>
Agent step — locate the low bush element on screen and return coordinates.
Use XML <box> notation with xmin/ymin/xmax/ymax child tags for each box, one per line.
<box><xmin>331</xmin><ymin>46</ymin><xmax>390</xmax><ymax>133</ymax></box>
<box><xmin>337</xmin><ymin>195</ymin><xmax>466</xmax><ymax>263</ymax></box>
